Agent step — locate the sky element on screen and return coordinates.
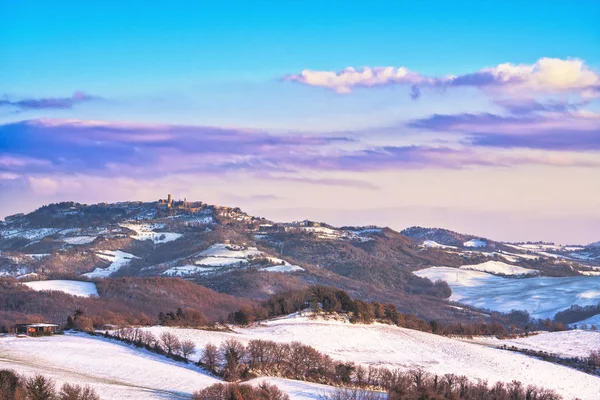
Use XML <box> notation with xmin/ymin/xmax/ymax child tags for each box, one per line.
<box><xmin>1</xmin><ymin>0</ymin><xmax>600</xmax><ymax>244</ymax></box>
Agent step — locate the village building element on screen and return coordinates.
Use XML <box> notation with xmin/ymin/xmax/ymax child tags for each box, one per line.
<box><xmin>15</xmin><ymin>323</ymin><xmax>59</xmax><ymax>336</ymax></box>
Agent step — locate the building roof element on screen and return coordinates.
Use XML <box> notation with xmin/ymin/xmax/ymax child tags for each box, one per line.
<box><xmin>16</xmin><ymin>323</ymin><xmax>59</xmax><ymax>327</ymax></box>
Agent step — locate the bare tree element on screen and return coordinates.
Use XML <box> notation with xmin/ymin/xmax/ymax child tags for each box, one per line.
<box><xmin>59</xmin><ymin>383</ymin><xmax>100</xmax><ymax>400</ymax></box>
<box><xmin>179</xmin><ymin>340</ymin><xmax>197</xmax><ymax>361</ymax></box>
<box><xmin>220</xmin><ymin>339</ymin><xmax>246</xmax><ymax>381</ymax></box>
<box><xmin>201</xmin><ymin>343</ymin><xmax>219</xmax><ymax>373</ymax></box>
<box><xmin>320</xmin><ymin>388</ymin><xmax>382</xmax><ymax>400</ymax></box>
<box><xmin>25</xmin><ymin>375</ymin><xmax>56</xmax><ymax>400</ymax></box>
<box><xmin>160</xmin><ymin>331</ymin><xmax>180</xmax><ymax>356</ymax></box>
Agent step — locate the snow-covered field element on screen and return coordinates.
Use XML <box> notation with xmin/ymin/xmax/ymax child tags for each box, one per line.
<box><xmin>468</xmin><ymin>330</ymin><xmax>600</xmax><ymax>358</ymax></box>
<box><xmin>0</xmin><ymin>333</ymin><xmax>357</xmax><ymax>400</ymax></box>
<box><xmin>164</xmin><ymin>243</ymin><xmax>304</xmax><ymax>276</ymax></box>
<box><xmin>121</xmin><ymin>223</ymin><xmax>182</xmax><ymax>244</ymax></box>
<box><xmin>196</xmin><ymin>256</ymin><xmax>247</xmax><ymax>267</ymax></box>
<box><xmin>23</xmin><ymin>280</ymin><xmax>98</xmax><ymax>297</ymax></box>
<box><xmin>199</xmin><ymin>243</ymin><xmax>263</xmax><ymax>259</ymax></box>
<box><xmin>2</xmin><ymin>315</ymin><xmax>599</xmax><ymax>399</ymax></box>
<box><xmin>459</xmin><ymin>260</ymin><xmax>538</xmax><ymax>276</ymax></box>
<box><xmin>575</xmin><ymin>314</ymin><xmax>600</xmax><ymax>328</ymax></box>
<box><xmin>463</xmin><ymin>239</ymin><xmax>486</xmax><ymax>248</ymax></box>
<box><xmin>247</xmin><ymin>377</ymin><xmax>367</xmax><ymax>400</ymax></box>
<box><xmin>63</xmin><ymin>236</ymin><xmax>97</xmax><ymax>245</ymax></box>
<box><xmin>84</xmin><ymin>250</ymin><xmax>139</xmax><ymax>278</ymax></box>
<box><xmin>414</xmin><ymin>267</ymin><xmax>600</xmax><ymax>320</ymax></box>
<box><xmin>0</xmin><ymin>227</ymin><xmax>61</xmax><ymax>241</ymax></box>
<box><xmin>261</xmin><ymin>264</ymin><xmax>304</xmax><ymax>272</ymax></box>
<box><xmin>162</xmin><ymin>265</ymin><xmax>217</xmax><ymax>277</ymax></box>
<box><xmin>0</xmin><ymin>333</ymin><xmax>218</xmax><ymax>399</ymax></box>
<box><xmin>423</xmin><ymin>240</ymin><xmax>457</xmax><ymax>249</ymax></box>
<box><xmin>137</xmin><ymin>314</ymin><xmax>600</xmax><ymax>399</ymax></box>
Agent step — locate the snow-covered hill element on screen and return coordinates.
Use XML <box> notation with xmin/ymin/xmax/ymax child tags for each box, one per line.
<box><xmin>415</xmin><ymin>266</ymin><xmax>600</xmax><ymax>320</ymax></box>
<box><xmin>0</xmin><ymin>333</ymin><xmax>361</xmax><ymax>400</ymax></box>
<box><xmin>459</xmin><ymin>260</ymin><xmax>538</xmax><ymax>276</ymax></box>
<box><xmin>84</xmin><ymin>250</ymin><xmax>139</xmax><ymax>278</ymax></box>
<box><xmin>135</xmin><ymin>314</ymin><xmax>600</xmax><ymax>400</ymax></box>
<box><xmin>468</xmin><ymin>330</ymin><xmax>600</xmax><ymax>358</ymax></box>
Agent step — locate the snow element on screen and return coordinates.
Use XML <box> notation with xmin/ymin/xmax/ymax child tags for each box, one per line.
<box><xmin>183</xmin><ymin>216</ymin><xmax>214</xmax><ymax>225</ymax></box>
<box><xmin>574</xmin><ymin>314</ymin><xmax>600</xmax><ymax>328</ymax></box>
<box><xmin>287</xmin><ymin>226</ymin><xmax>375</xmax><ymax>242</ymax></box>
<box><xmin>414</xmin><ymin>266</ymin><xmax>600</xmax><ymax>320</ymax></box>
<box><xmin>261</xmin><ymin>257</ymin><xmax>305</xmax><ymax>273</ymax></box>
<box><xmin>0</xmin><ymin>333</ymin><xmax>219</xmax><ymax>399</ymax></box>
<box><xmin>0</xmin><ymin>333</ymin><xmax>356</xmax><ymax>399</ymax></box>
<box><xmin>192</xmin><ymin>243</ymin><xmax>261</xmax><ymax>270</ymax></box>
<box><xmin>0</xmin><ymin>267</ymin><xmax>28</xmax><ymax>277</ymax></box>
<box><xmin>570</xmin><ymin>252</ymin><xmax>599</xmax><ymax>261</ymax></box>
<box><xmin>83</xmin><ymin>250</ymin><xmax>139</xmax><ymax>278</ymax></box>
<box><xmin>120</xmin><ymin>223</ymin><xmax>182</xmax><ymax>244</ymax></box>
<box><xmin>196</xmin><ymin>256</ymin><xmax>247</xmax><ymax>267</ymax></box>
<box><xmin>199</xmin><ymin>243</ymin><xmax>263</xmax><ymax>258</ymax></box>
<box><xmin>262</xmin><ymin>264</ymin><xmax>304</xmax><ymax>272</ymax></box>
<box><xmin>27</xmin><ymin>253</ymin><xmax>50</xmax><ymax>259</ymax></box>
<box><xmin>63</xmin><ymin>236</ymin><xmax>97</xmax><ymax>245</ymax></box>
<box><xmin>468</xmin><ymin>330</ymin><xmax>600</xmax><ymax>358</ymax></box>
<box><xmin>247</xmin><ymin>377</ymin><xmax>383</xmax><ymax>400</ymax></box>
<box><xmin>463</xmin><ymin>239</ymin><xmax>487</xmax><ymax>248</ymax></box>
<box><xmin>162</xmin><ymin>265</ymin><xmax>217</xmax><ymax>277</ymax></box>
<box><xmin>0</xmin><ymin>227</ymin><xmax>60</xmax><ymax>241</ymax></box>
<box><xmin>580</xmin><ymin>270</ymin><xmax>600</xmax><ymax>276</ymax></box>
<box><xmin>459</xmin><ymin>260</ymin><xmax>538</xmax><ymax>276</ymax></box>
<box><xmin>138</xmin><ymin>314</ymin><xmax>600</xmax><ymax>400</ymax></box>
<box><xmin>518</xmin><ymin>243</ymin><xmax>564</xmax><ymax>251</ymax></box>
<box><xmin>353</xmin><ymin>228</ymin><xmax>382</xmax><ymax>235</ymax></box>
<box><xmin>17</xmin><ymin>272</ymin><xmax>39</xmax><ymax>280</ymax></box>
<box><xmin>423</xmin><ymin>240</ymin><xmax>457</xmax><ymax>249</ymax></box>
<box><xmin>23</xmin><ymin>280</ymin><xmax>98</xmax><ymax>297</ymax></box>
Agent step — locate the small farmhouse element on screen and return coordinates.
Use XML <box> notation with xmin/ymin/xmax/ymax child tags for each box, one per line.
<box><xmin>15</xmin><ymin>323</ymin><xmax>59</xmax><ymax>336</ymax></box>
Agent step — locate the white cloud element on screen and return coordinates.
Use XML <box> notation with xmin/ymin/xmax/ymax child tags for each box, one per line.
<box><xmin>285</xmin><ymin>66</ymin><xmax>427</xmax><ymax>94</ymax></box>
<box><xmin>285</xmin><ymin>58</ymin><xmax>600</xmax><ymax>98</ymax></box>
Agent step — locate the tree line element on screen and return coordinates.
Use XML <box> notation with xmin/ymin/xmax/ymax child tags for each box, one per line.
<box><xmin>100</xmin><ymin>328</ymin><xmax>565</xmax><ymax>400</ymax></box>
<box><xmin>0</xmin><ymin>370</ymin><xmax>100</xmax><ymax>400</ymax></box>
<box><xmin>225</xmin><ymin>286</ymin><xmax>564</xmax><ymax>337</ymax></box>
<box><xmin>554</xmin><ymin>303</ymin><xmax>600</xmax><ymax>325</ymax></box>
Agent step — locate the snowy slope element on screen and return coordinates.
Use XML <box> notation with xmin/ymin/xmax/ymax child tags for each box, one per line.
<box><xmin>463</xmin><ymin>239</ymin><xmax>487</xmax><ymax>248</ymax></box>
<box><xmin>163</xmin><ymin>265</ymin><xmax>217</xmax><ymax>277</ymax></box>
<box><xmin>62</xmin><ymin>236</ymin><xmax>97</xmax><ymax>245</ymax></box>
<box><xmin>120</xmin><ymin>223</ymin><xmax>182</xmax><ymax>244</ymax></box>
<box><xmin>0</xmin><ymin>333</ymin><xmax>357</xmax><ymax>400</ymax></box>
<box><xmin>196</xmin><ymin>256</ymin><xmax>247</xmax><ymax>267</ymax></box>
<box><xmin>415</xmin><ymin>266</ymin><xmax>600</xmax><ymax>320</ymax></box>
<box><xmin>468</xmin><ymin>330</ymin><xmax>600</xmax><ymax>358</ymax></box>
<box><xmin>261</xmin><ymin>264</ymin><xmax>304</xmax><ymax>272</ymax></box>
<box><xmin>84</xmin><ymin>250</ymin><xmax>139</xmax><ymax>278</ymax></box>
<box><xmin>164</xmin><ymin>243</ymin><xmax>305</xmax><ymax>275</ymax></box>
<box><xmin>0</xmin><ymin>333</ymin><xmax>218</xmax><ymax>399</ymax></box>
<box><xmin>459</xmin><ymin>260</ymin><xmax>537</xmax><ymax>276</ymax></box>
<box><xmin>423</xmin><ymin>240</ymin><xmax>457</xmax><ymax>249</ymax></box>
<box><xmin>574</xmin><ymin>314</ymin><xmax>600</xmax><ymax>328</ymax></box>
<box><xmin>247</xmin><ymin>377</ymin><xmax>382</xmax><ymax>400</ymax></box>
<box><xmin>0</xmin><ymin>227</ymin><xmax>61</xmax><ymax>241</ymax></box>
<box><xmin>199</xmin><ymin>243</ymin><xmax>263</xmax><ymax>258</ymax></box>
<box><xmin>23</xmin><ymin>280</ymin><xmax>98</xmax><ymax>297</ymax></box>
<box><xmin>139</xmin><ymin>314</ymin><xmax>600</xmax><ymax>400</ymax></box>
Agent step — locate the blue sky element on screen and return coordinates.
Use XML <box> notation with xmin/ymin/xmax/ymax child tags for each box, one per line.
<box><xmin>1</xmin><ymin>1</ymin><xmax>599</xmax><ymax>242</ymax></box>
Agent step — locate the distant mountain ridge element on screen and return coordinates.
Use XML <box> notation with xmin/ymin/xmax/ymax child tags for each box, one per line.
<box><xmin>1</xmin><ymin>198</ymin><xmax>599</xmax><ymax>325</ymax></box>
